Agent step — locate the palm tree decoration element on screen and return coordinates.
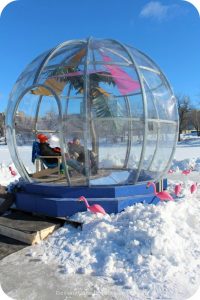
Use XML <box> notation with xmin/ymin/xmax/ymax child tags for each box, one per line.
<box><xmin>32</xmin><ymin>47</ymin><xmax>139</xmax><ymax>153</ymax></box>
<box><xmin>33</xmin><ymin>48</ymin><xmax>125</xmax><ymax>152</ymax></box>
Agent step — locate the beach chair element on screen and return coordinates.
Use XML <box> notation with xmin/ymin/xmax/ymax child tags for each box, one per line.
<box><xmin>31</xmin><ymin>141</ymin><xmax>63</xmax><ymax>180</ymax></box>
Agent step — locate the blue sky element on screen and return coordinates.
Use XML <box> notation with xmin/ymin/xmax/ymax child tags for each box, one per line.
<box><xmin>0</xmin><ymin>0</ymin><xmax>199</xmax><ymax>112</ymax></box>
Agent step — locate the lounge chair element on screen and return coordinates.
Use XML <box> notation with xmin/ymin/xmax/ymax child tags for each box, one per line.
<box><xmin>31</xmin><ymin>141</ymin><xmax>64</xmax><ymax>181</ymax></box>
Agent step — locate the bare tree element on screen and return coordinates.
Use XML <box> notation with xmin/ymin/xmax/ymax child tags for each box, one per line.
<box><xmin>190</xmin><ymin>109</ymin><xmax>200</xmax><ymax>136</ymax></box>
<box><xmin>0</xmin><ymin>113</ymin><xmax>6</xmax><ymax>144</ymax></box>
<box><xmin>176</xmin><ymin>95</ymin><xmax>192</xmax><ymax>141</ymax></box>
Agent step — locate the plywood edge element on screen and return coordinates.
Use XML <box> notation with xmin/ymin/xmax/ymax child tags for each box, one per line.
<box><xmin>0</xmin><ymin>223</ymin><xmax>61</xmax><ymax>245</ymax></box>
<box><xmin>31</xmin><ymin>223</ymin><xmax>60</xmax><ymax>244</ymax></box>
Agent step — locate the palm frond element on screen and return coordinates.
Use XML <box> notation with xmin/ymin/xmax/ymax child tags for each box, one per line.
<box><xmin>89</xmin><ymin>72</ymin><xmax>116</xmax><ymax>86</ymax></box>
<box><xmin>92</xmin><ymin>93</ymin><xmax>124</xmax><ymax>132</ymax></box>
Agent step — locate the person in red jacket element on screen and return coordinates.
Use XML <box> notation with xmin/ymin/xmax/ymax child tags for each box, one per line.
<box><xmin>37</xmin><ymin>134</ymin><xmax>85</xmax><ymax>175</ymax></box>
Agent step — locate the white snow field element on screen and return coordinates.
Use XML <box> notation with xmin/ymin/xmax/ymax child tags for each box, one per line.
<box><xmin>0</xmin><ymin>135</ymin><xmax>200</xmax><ymax>299</ymax></box>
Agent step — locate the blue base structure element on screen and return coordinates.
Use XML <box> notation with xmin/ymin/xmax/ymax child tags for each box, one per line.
<box><xmin>15</xmin><ymin>179</ymin><xmax>167</xmax><ymax>218</ymax></box>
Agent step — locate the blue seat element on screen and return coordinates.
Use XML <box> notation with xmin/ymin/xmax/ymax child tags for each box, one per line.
<box><xmin>32</xmin><ymin>141</ymin><xmax>63</xmax><ymax>180</ymax></box>
<box><xmin>32</xmin><ymin>141</ymin><xmax>58</xmax><ymax>169</ymax></box>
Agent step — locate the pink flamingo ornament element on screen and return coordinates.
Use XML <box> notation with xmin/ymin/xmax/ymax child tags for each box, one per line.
<box><xmin>146</xmin><ymin>182</ymin><xmax>174</xmax><ymax>201</ymax></box>
<box><xmin>182</xmin><ymin>169</ymin><xmax>191</xmax><ymax>175</ymax></box>
<box><xmin>79</xmin><ymin>196</ymin><xmax>106</xmax><ymax>215</ymax></box>
<box><xmin>190</xmin><ymin>183</ymin><xmax>198</xmax><ymax>194</ymax></box>
<box><xmin>8</xmin><ymin>166</ymin><xmax>17</xmax><ymax>176</ymax></box>
<box><xmin>168</xmin><ymin>169</ymin><xmax>174</xmax><ymax>174</ymax></box>
<box><xmin>174</xmin><ymin>183</ymin><xmax>182</xmax><ymax>196</ymax></box>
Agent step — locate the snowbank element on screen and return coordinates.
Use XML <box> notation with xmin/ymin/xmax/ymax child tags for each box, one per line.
<box><xmin>28</xmin><ymin>192</ymin><xmax>200</xmax><ymax>299</ymax></box>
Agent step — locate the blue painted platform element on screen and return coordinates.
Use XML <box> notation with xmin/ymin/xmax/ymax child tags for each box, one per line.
<box><xmin>14</xmin><ymin>179</ymin><xmax>167</xmax><ymax>218</ymax></box>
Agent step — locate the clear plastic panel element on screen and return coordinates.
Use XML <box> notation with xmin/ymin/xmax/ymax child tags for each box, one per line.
<box><xmin>14</xmin><ymin>91</ymin><xmax>66</xmax><ymax>183</ymax></box>
<box><xmin>127</xmin><ymin>120</ymin><xmax>144</xmax><ymax>183</ymax></box>
<box><xmin>6</xmin><ymin>38</ymin><xmax>179</xmax><ymax>186</ymax></box>
<box><xmin>141</xmin><ymin>68</ymin><xmax>163</xmax><ymax>90</ymax></box>
<box><xmin>90</xmin><ymin>39</ymin><xmax>132</xmax><ymax>64</ymax></box>
<box><xmin>92</xmin><ymin>118</ymin><xmax>128</xmax><ymax>169</ymax></box>
<box><xmin>15</xmin><ymin>50</ymin><xmax>50</xmax><ymax>85</ymax></box>
<box><xmin>14</xmin><ymin>92</ymin><xmax>40</xmax><ymax>175</ymax></box>
<box><xmin>154</xmin><ymin>89</ymin><xmax>178</xmax><ymax>121</ymax></box>
<box><xmin>6</xmin><ymin>50</ymin><xmax>51</xmax><ymax>126</ymax></box>
<box><xmin>62</xmin><ymin>97</ymin><xmax>87</xmax><ymax>186</ymax></box>
<box><xmin>141</xmin><ymin>69</ymin><xmax>178</xmax><ymax>121</ymax></box>
<box><xmin>143</xmin><ymin>80</ymin><xmax>158</xmax><ymax>119</ymax></box>
<box><xmin>143</xmin><ymin>121</ymin><xmax>159</xmax><ymax>170</ymax></box>
<box><xmin>62</xmin><ymin>98</ymin><xmax>84</xmax><ymax>143</ymax></box>
<box><xmin>89</xmin><ymin>116</ymin><xmax>130</xmax><ymax>186</ymax></box>
<box><xmin>149</xmin><ymin>123</ymin><xmax>177</xmax><ymax>172</ymax></box>
<box><xmin>37</xmin><ymin>43</ymin><xmax>87</xmax><ymax>94</ymax></box>
<box><xmin>45</xmin><ymin>42</ymin><xmax>86</xmax><ymax>67</ymax></box>
<box><xmin>128</xmin><ymin>94</ymin><xmax>144</xmax><ymax>118</ymax></box>
<box><xmin>36</xmin><ymin>95</ymin><xmax>60</xmax><ymax>133</ymax></box>
<box><xmin>128</xmin><ymin>46</ymin><xmax>159</xmax><ymax>70</ymax></box>
<box><xmin>88</xmin><ymin>64</ymin><xmax>140</xmax><ymax>97</ymax></box>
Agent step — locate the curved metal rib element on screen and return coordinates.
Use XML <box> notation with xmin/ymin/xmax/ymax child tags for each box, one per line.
<box><xmin>33</xmin><ymin>39</ymin><xmax>86</xmax><ymax>84</ymax></box>
<box><xmin>123</xmin><ymin>95</ymin><xmax>132</xmax><ymax>168</ymax></box>
<box><xmin>83</xmin><ymin>37</ymin><xmax>92</xmax><ymax>186</ymax></box>
<box><xmin>12</xmin><ymin>83</ymin><xmax>71</xmax><ymax>185</ymax></box>
<box><xmin>109</xmin><ymin>39</ymin><xmax>148</xmax><ymax>184</ymax></box>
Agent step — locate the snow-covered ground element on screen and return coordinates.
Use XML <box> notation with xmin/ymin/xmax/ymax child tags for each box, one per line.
<box><xmin>0</xmin><ymin>136</ymin><xmax>200</xmax><ymax>299</ymax></box>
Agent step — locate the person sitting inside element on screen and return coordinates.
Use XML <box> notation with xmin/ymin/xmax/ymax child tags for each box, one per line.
<box><xmin>68</xmin><ymin>137</ymin><xmax>98</xmax><ymax>175</ymax></box>
<box><xmin>37</xmin><ymin>134</ymin><xmax>86</xmax><ymax>175</ymax></box>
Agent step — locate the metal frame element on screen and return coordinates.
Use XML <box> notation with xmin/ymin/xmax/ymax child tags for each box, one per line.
<box><xmin>133</xmin><ymin>47</ymin><xmax>179</xmax><ymax>180</ymax></box>
<box><xmin>110</xmin><ymin>39</ymin><xmax>148</xmax><ymax>184</ymax></box>
<box><xmin>33</xmin><ymin>39</ymin><xmax>86</xmax><ymax>84</ymax></box>
<box><xmin>12</xmin><ymin>83</ymin><xmax>70</xmax><ymax>184</ymax></box>
<box><xmin>123</xmin><ymin>95</ymin><xmax>132</xmax><ymax>168</ymax></box>
<box><xmin>34</xmin><ymin>95</ymin><xmax>43</xmax><ymax>134</ymax></box>
<box><xmin>6</xmin><ymin>38</ymin><xmax>179</xmax><ymax>187</ymax></box>
<box><xmin>142</xmin><ymin>77</ymin><xmax>160</xmax><ymax>172</ymax></box>
<box><xmin>83</xmin><ymin>37</ymin><xmax>91</xmax><ymax>186</ymax></box>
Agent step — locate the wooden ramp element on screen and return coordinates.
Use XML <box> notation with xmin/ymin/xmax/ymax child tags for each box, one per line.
<box><xmin>0</xmin><ymin>211</ymin><xmax>63</xmax><ymax>245</ymax></box>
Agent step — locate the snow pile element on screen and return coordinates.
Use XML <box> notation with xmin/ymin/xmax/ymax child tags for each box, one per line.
<box><xmin>171</xmin><ymin>157</ymin><xmax>200</xmax><ymax>172</ymax></box>
<box><xmin>29</xmin><ymin>192</ymin><xmax>200</xmax><ymax>299</ymax></box>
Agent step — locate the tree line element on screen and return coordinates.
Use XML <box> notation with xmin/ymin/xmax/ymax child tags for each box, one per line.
<box><xmin>0</xmin><ymin>95</ymin><xmax>199</xmax><ymax>144</ymax></box>
<box><xmin>177</xmin><ymin>94</ymin><xmax>200</xmax><ymax>141</ymax></box>
<box><xmin>0</xmin><ymin>113</ymin><xmax>6</xmax><ymax>143</ymax></box>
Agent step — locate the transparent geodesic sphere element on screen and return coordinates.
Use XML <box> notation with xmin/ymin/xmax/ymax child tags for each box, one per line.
<box><xmin>6</xmin><ymin>38</ymin><xmax>178</xmax><ymax>186</ymax></box>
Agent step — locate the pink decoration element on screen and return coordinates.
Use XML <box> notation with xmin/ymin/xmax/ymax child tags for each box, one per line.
<box><xmin>79</xmin><ymin>196</ymin><xmax>106</xmax><ymax>215</ymax></box>
<box><xmin>174</xmin><ymin>183</ymin><xmax>182</xmax><ymax>196</ymax></box>
<box><xmin>100</xmin><ymin>52</ymin><xmax>140</xmax><ymax>95</ymax></box>
<box><xmin>9</xmin><ymin>166</ymin><xmax>17</xmax><ymax>176</ymax></box>
<box><xmin>182</xmin><ymin>169</ymin><xmax>191</xmax><ymax>175</ymax></box>
<box><xmin>190</xmin><ymin>183</ymin><xmax>198</xmax><ymax>194</ymax></box>
<box><xmin>146</xmin><ymin>181</ymin><xmax>174</xmax><ymax>201</ymax></box>
<box><xmin>168</xmin><ymin>169</ymin><xmax>174</xmax><ymax>174</ymax></box>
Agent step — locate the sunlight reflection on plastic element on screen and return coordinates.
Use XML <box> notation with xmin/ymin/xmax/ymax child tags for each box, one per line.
<box><xmin>0</xmin><ymin>285</ymin><xmax>14</xmax><ymax>299</ymax></box>
<box><xmin>184</xmin><ymin>0</ymin><xmax>200</xmax><ymax>16</ymax></box>
<box><xmin>50</xmin><ymin>136</ymin><xmax>59</xmax><ymax>142</ymax></box>
<box><xmin>0</xmin><ymin>0</ymin><xmax>16</xmax><ymax>17</ymax></box>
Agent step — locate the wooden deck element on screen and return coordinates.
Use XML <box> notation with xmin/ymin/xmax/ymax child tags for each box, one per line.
<box><xmin>31</xmin><ymin>169</ymin><xmax>111</xmax><ymax>185</ymax></box>
<box><xmin>0</xmin><ymin>234</ymin><xmax>28</xmax><ymax>260</ymax></box>
<box><xmin>0</xmin><ymin>211</ymin><xmax>63</xmax><ymax>246</ymax></box>
<box><xmin>0</xmin><ymin>211</ymin><xmax>83</xmax><ymax>260</ymax></box>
